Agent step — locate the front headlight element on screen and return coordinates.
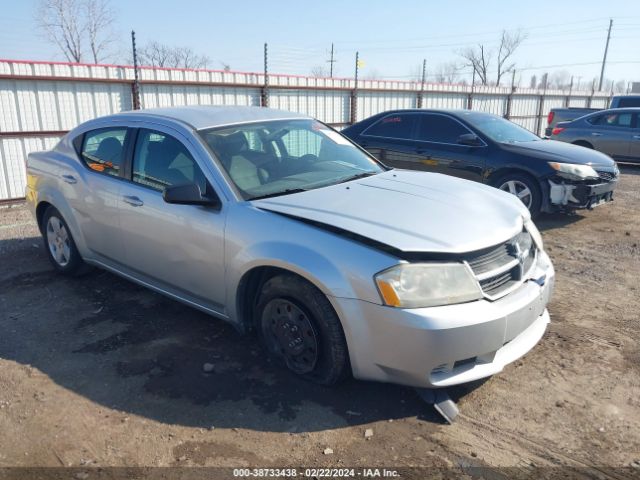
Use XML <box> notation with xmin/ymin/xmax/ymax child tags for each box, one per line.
<box><xmin>375</xmin><ymin>263</ymin><xmax>483</xmax><ymax>309</ymax></box>
<box><xmin>548</xmin><ymin>162</ymin><xmax>598</xmax><ymax>181</ymax></box>
<box><xmin>525</xmin><ymin>218</ymin><xmax>543</xmax><ymax>250</ymax></box>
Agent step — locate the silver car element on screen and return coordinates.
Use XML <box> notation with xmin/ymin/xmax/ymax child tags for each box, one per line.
<box><xmin>26</xmin><ymin>106</ymin><xmax>554</xmax><ymax>389</ymax></box>
<box><xmin>550</xmin><ymin>108</ymin><xmax>640</xmax><ymax>163</ymax></box>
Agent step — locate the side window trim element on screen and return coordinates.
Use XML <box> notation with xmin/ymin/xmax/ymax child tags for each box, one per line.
<box><xmin>360</xmin><ymin>112</ymin><xmax>421</xmax><ymax>141</ymax></box>
<box><xmin>415</xmin><ymin>113</ymin><xmax>485</xmax><ymax>147</ymax></box>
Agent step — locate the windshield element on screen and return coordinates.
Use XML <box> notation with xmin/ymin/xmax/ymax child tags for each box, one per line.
<box><xmin>463</xmin><ymin>113</ymin><xmax>540</xmax><ymax>143</ymax></box>
<box><xmin>199</xmin><ymin>119</ymin><xmax>384</xmax><ymax>200</ymax></box>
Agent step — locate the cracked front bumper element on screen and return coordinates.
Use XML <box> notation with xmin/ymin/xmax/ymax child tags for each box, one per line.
<box><xmin>548</xmin><ymin>179</ymin><xmax>617</xmax><ymax>210</ymax></box>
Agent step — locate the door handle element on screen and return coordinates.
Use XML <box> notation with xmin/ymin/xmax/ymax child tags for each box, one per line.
<box><xmin>591</xmin><ymin>132</ymin><xmax>602</xmax><ymax>137</ymax></box>
<box><xmin>61</xmin><ymin>174</ymin><xmax>77</xmax><ymax>184</ymax></box>
<box><xmin>633</xmin><ymin>135</ymin><xmax>640</xmax><ymax>140</ymax></box>
<box><xmin>123</xmin><ymin>195</ymin><xmax>144</xmax><ymax>207</ymax></box>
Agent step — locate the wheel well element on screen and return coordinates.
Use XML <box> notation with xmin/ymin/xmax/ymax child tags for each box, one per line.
<box><xmin>236</xmin><ymin>266</ymin><xmax>299</xmax><ymax>332</ymax></box>
<box><xmin>488</xmin><ymin>168</ymin><xmax>541</xmax><ymax>191</ymax></box>
<box><xmin>572</xmin><ymin>140</ymin><xmax>594</xmax><ymax>149</ymax></box>
<box><xmin>35</xmin><ymin>201</ymin><xmax>53</xmax><ymax>234</ymax></box>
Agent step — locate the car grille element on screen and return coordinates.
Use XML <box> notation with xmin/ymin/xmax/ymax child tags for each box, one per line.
<box><xmin>464</xmin><ymin>231</ymin><xmax>537</xmax><ymax>300</ymax></box>
<box><xmin>596</xmin><ymin>170</ymin><xmax>617</xmax><ymax>182</ymax></box>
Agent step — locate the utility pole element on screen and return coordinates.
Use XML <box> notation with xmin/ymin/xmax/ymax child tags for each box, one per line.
<box><xmin>262</xmin><ymin>42</ymin><xmax>269</xmax><ymax>107</ymax></box>
<box><xmin>327</xmin><ymin>43</ymin><xmax>336</xmax><ymax>78</ymax></box>
<box><xmin>350</xmin><ymin>51</ymin><xmax>360</xmax><ymax>124</ymax></box>
<box><xmin>598</xmin><ymin>19</ymin><xmax>613</xmax><ymax>91</ymax></box>
<box><xmin>417</xmin><ymin>59</ymin><xmax>426</xmax><ymax>108</ymax></box>
<box><xmin>131</xmin><ymin>30</ymin><xmax>141</xmax><ymax>110</ymax></box>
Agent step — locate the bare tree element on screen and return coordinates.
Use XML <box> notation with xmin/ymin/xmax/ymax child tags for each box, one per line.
<box><xmin>37</xmin><ymin>0</ymin><xmax>83</xmax><ymax>62</ymax></box>
<box><xmin>309</xmin><ymin>65</ymin><xmax>328</xmax><ymax>77</ymax></box>
<box><xmin>614</xmin><ymin>79</ymin><xmax>627</xmax><ymax>94</ymax></box>
<box><xmin>495</xmin><ymin>30</ymin><xmax>526</xmax><ymax>85</ymax></box>
<box><xmin>84</xmin><ymin>0</ymin><xmax>116</xmax><ymax>63</ymax></box>
<box><xmin>459</xmin><ymin>29</ymin><xmax>526</xmax><ymax>86</ymax></box>
<box><xmin>460</xmin><ymin>44</ymin><xmax>491</xmax><ymax>85</ymax></box>
<box><xmin>138</xmin><ymin>41</ymin><xmax>209</xmax><ymax>69</ymax></box>
<box><xmin>36</xmin><ymin>0</ymin><xmax>116</xmax><ymax>63</ymax></box>
<box><xmin>547</xmin><ymin>70</ymin><xmax>571</xmax><ymax>89</ymax></box>
<box><xmin>434</xmin><ymin>61</ymin><xmax>464</xmax><ymax>84</ymax></box>
<box><xmin>529</xmin><ymin>74</ymin><xmax>537</xmax><ymax>89</ymax></box>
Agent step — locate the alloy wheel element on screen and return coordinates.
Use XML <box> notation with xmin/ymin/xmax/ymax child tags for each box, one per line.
<box><xmin>499</xmin><ymin>180</ymin><xmax>533</xmax><ymax>209</ymax></box>
<box><xmin>46</xmin><ymin>216</ymin><xmax>71</xmax><ymax>267</ymax></box>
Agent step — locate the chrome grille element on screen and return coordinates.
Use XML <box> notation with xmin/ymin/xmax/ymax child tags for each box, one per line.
<box><xmin>464</xmin><ymin>231</ymin><xmax>536</xmax><ymax>300</ymax></box>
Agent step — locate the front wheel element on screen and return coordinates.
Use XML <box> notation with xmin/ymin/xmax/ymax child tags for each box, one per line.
<box><xmin>494</xmin><ymin>172</ymin><xmax>542</xmax><ymax>217</ymax></box>
<box><xmin>255</xmin><ymin>273</ymin><xmax>349</xmax><ymax>385</ymax></box>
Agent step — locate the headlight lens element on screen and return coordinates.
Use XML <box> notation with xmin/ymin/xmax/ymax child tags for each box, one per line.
<box><xmin>548</xmin><ymin>162</ymin><xmax>598</xmax><ymax>181</ymax></box>
<box><xmin>375</xmin><ymin>263</ymin><xmax>482</xmax><ymax>308</ymax></box>
<box><xmin>525</xmin><ymin>218</ymin><xmax>543</xmax><ymax>250</ymax></box>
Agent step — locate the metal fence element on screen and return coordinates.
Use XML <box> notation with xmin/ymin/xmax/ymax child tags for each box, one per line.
<box><xmin>0</xmin><ymin>58</ymin><xmax>612</xmax><ymax>202</ymax></box>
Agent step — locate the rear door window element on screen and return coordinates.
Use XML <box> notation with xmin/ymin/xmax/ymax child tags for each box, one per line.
<box><xmin>417</xmin><ymin>114</ymin><xmax>471</xmax><ymax>144</ymax></box>
<box><xmin>589</xmin><ymin>113</ymin><xmax>633</xmax><ymax>128</ymax></box>
<box><xmin>81</xmin><ymin>128</ymin><xmax>127</xmax><ymax>177</ymax></box>
<box><xmin>363</xmin><ymin>114</ymin><xmax>417</xmax><ymax>140</ymax></box>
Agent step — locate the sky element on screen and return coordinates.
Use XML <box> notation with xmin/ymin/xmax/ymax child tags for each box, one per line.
<box><xmin>0</xmin><ymin>0</ymin><xmax>638</xmax><ymax>89</ymax></box>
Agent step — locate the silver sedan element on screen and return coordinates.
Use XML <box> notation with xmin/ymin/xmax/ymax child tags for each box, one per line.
<box><xmin>26</xmin><ymin>106</ymin><xmax>554</xmax><ymax>388</ymax></box>
<box><xmin>550</xmin><ymin>108</ymin><xmax>640</xmax><ymax>163</ymax></box>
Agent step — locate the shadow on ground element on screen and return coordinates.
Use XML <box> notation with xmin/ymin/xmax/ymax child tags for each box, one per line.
<box><xmin>0</xmin><ymin>237</ymin><xmax>482</xmax><ymax>433</ymax></box>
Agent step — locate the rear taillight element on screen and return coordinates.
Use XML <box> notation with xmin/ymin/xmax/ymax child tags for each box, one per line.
<box><xmin>547</xmin><ymin>111</ymin><xmax>555</xmax><ymax>125</ymax></box>
<box><xmin>551</xmin><ymin>127</ymin><xmax>565</xmax><ymax>135</ymax></box>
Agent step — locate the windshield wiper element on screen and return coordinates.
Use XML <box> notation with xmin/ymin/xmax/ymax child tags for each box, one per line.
<box><xmin>249</xmin><ymin>188</ymin><xmax>307</xmax><ymax>201</ymax></box>
<box><xmin>336</xmin><ymin>171</ymin><xmax>378</xmax><ymax>184</ymax></box>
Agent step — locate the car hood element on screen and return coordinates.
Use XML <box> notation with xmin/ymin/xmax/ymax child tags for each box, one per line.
<box><xmin>252</xmin><ymin>170</ymin><xmax>528</xmax><ymax>254</ymax></box>
<box><xmin>501</xmin><ymin>139</ymin><xmax>615</xmax><ymax>167</ymax></box>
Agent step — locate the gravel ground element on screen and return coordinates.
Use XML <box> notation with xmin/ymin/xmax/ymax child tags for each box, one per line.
<box><xmin>0</xmin><ymin>169</ymin><xmax>639</xmax><ymax>479</ymax></box>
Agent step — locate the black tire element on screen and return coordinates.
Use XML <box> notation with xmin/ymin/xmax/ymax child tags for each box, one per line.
<box><xmin>41</xmin><ymin>206</ymin><xmax>89</xmax><ymax>276</ymax></box>
<box><xmin>255</xmin><ymin>273</ymin><xmax>350</xmax><ymax>385</ymax></box>
<box><xmin>493</xmin><ymin>172</ymin><xmax>542</xmax><ymax>217</ymax></box>
<box><xmin>572</xmin><ymin>140</ymin><xmax>594</xmax><ymax>149</ymax></box>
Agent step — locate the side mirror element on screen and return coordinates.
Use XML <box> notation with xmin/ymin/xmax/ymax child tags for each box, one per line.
<box><xmin>163</xmin><ymin>183</ymin><xmax>220</xmax><ymax>207</ymax></box>
<box><xmin>457</xmin><ymin>133</ymin><xmax>483</xmax><ymax>147</ymax></box>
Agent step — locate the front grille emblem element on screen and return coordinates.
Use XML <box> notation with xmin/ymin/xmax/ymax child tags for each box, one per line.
<box><xmin>508</xmin><ymin>233</ymin><xmax>531</xmax><ymax>280</ymax></box>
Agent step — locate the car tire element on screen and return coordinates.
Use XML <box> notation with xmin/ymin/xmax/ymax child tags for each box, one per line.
<box><xmin>42</xmin><ymin>206</ymin><xmax>89</xmax><ymax>276</ymax></box>
<box><xmin>493</xmin><ymin>172</ymin><xmax>542</xmax><ymax>217</ymax></box>
<box><xmin>572</xmin><ymin>140</ymin><xmax>594</xmax><ymax>149</ymax></box>
<box><xmin>255</xmin><ymin>273</ymin><xmax>350</xmax><ymax>385</ymax></box>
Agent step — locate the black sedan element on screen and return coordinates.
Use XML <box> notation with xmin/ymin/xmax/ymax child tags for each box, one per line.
<box><xmin>342</xmin><ymin>109</ymin><xmax>619</xmax><ymax>215</ymax></box>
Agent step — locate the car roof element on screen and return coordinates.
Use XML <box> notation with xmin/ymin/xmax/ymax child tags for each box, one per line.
<box><xmin>366</xmin><ymin>109</ymin><xmax>499</xmax><ymax>118</ymax></box>
<box><xmin>108</xmin><ymin>105</ymin><xmax>310</xmax><ymax>130</ymax></box>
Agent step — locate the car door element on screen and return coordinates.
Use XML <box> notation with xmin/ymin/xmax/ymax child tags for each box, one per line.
<box><xmin>413</xmin><ymin>113</ymin><xmax>487</xmax><ymax>182</ymax></box>
<box><xmin>118</xmin><ymin>125</ymin><xmax>227</xmax><ymax>313</ymax></box>
<box><xmin>630</xmin><ymin>113</ymin><xmax>640</xmax><ymax>163</ymax></box>
<box><xmin>586</xmin><ymin>112</ymin><xmax>633</xmax><ymax>160</ymax></box>
<box><xmin>357</xmin><ymin>113</ymin><xmax>420</xmax><ymax>168</ymax></box>
<box><xmin>72</xmin><ymin>127</ymin><xmax>131</xmax><ymax>265</ymax></box>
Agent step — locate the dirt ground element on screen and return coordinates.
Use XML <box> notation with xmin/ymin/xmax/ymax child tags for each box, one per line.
<box><xmin>1</xmin><ymin>168</ymin><xmax>639</xmax><ymax>479</ymax></box>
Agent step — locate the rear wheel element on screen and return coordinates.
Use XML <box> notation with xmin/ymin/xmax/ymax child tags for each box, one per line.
<box><xmin>255</xmin><ymin>273</ymin><xmax>349</xmax><ymax>385</ymax></box>
<box><xmin>494</xmin><ymin>172</ymin><xmax>542</xmax><ymax>217</ymax></box>
<box><xmin>42</xmin><ymin>206</ymin><xmax>88</xmax><ymax>276</ymax></box>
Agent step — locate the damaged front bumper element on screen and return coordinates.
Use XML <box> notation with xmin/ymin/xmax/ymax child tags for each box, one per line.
<box><xmin>329</xmin><ymin>251</ymin><xmax>555</xmax><ymax>389</ymax></box>
<box><xmin>547</xmin><ymin>177</ymin><xmax>617</xmax><ymax>210</ymax></box>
